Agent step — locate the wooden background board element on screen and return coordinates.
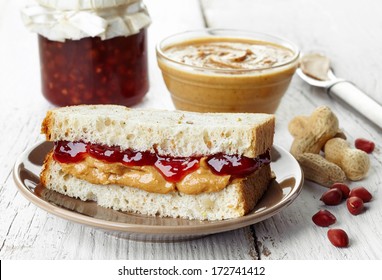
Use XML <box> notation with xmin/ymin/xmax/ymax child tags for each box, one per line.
<box><xmin>1</xmin><ymin>0</ymin><xmax>381</xmax><ymax>260</ymax></box>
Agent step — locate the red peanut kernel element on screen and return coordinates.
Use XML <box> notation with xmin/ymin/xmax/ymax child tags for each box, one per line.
<box><xmin>347</xmin><ymin>197</ymin><xmax>364</xmax><ymax>215</ymax></box>
<box><xmin>327</xmin><ymin>229</ymin><xmax>349</xmax><ymax>248</ymax></box>
<box><xmin>330</xmin><ymin>182</ymin><xmax>350</xmax><ymax>198</ymax></box>
<box><xmin>320</xmin><ymin>188</ymin><xmax>343</xmax><ymax>205</ymax></box>
<box><xmin>312</xmin><ymin>210</ymin><xmax>336</xmax><ymax>227</ymax></box>
<box><xmin>349</xmin><ymin>186</ymin><xmax>372</xmax><ymax>202</ymax></box>
<box><xmin>355</xmin><ymin>138</ymin><xmax>375</xmax><ymax>153</ymax></box>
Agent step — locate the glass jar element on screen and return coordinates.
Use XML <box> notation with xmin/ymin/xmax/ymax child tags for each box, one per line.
<box><xmin>22</xmin><ymin>0</ymin><xmax>151</xmax><ymax>107</ymax></box>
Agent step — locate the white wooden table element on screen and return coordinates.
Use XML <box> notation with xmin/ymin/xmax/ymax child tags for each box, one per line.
<box><xmin>1</xmin><ymin>0</ymin><xmax>381</xmax><ymax>260</ymax></box>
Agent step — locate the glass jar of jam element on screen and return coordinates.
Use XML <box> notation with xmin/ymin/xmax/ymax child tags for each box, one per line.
<box><xmin>22</xmin><ymin>0</ymin><xmax>151</xmax><ymax>107</ymax></box>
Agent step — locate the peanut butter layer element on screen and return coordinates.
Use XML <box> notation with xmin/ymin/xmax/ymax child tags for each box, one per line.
<box><xmin>59</xmin><ymin>156</ymin><xmax>231</xmax><ymax>195</ymax></box>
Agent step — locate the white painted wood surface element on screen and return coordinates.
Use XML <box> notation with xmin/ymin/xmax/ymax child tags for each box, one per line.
<box><xmin>201</xmin><ymin>0</ymin><xmax>382</xmax><ymax>259</ymax></box>
<box><xmin>1</xmin><ymin>0</ymin><xmax>381</xmax><ymax>260</ymax></box>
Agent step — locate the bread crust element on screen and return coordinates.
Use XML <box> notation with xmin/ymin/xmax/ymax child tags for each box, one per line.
<box><xmin>40</xmin><ymin>150</ymin><xmax>52</xmax><ymax>187</ymax></box>
<box><xmin>40</xmin><ymin>110</ymin><xmax>53</xmax><ymax>140</ymax></box>
<box><xmin>235</xmin><ymin>164</ymin><xmax>272</xmax><ymax>216</ymax></box>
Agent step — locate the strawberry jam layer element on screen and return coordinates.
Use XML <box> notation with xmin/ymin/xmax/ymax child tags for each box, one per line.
<box><xmin>53</xmin><ymin>141</ymin><xmax>271</xmax><ymax>183</ymax></box>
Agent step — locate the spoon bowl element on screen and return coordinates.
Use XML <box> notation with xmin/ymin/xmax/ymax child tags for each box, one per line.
<box><xmin>297</xmin><ymin>53</ymin><xmax>382</xmax><ymax>129</ymax></box>
<box><xmin>297</xmin><ymin>68</ymin><xmax>344</xmax><ymax>88</ymax></box>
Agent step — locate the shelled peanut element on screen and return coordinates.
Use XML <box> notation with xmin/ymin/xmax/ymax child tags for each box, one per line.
<box><xmin>288</xmin><ymin>106</ymin><xmax>371</xmax><ymax>187</ymax></box>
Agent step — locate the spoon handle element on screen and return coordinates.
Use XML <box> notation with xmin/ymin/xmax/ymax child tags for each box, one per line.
<box><xmin>328</xmin><ymin>81</ymin><xmax>382</xmax><ymax>129</ymax></box>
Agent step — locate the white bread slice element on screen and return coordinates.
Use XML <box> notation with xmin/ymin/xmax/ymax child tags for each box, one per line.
<box><xmin>41</xmin><ymin>153</ymin><xmax>273</xmax><ymax>221</ymax></box>
<box><xmin>41</xmin><ymin>105</ymin><xmax>275</xmax><ymax>158</ymax></box>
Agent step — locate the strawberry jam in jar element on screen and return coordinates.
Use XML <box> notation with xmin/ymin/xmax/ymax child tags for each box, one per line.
<box><xmin>22</xmin><ymin>0</ymin><xmax>151</xmax><ymax>106</ymax></box>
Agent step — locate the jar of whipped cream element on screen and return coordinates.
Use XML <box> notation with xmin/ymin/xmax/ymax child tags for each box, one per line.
<box><xmin>22</xmin><ymin>0</ymin><xmax>151</xmax><ymax>106</ymax></box>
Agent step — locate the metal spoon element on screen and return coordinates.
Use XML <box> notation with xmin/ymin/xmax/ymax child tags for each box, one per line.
<box><xmin>297</xmin><ymin>53</ymin><xmax>382</xmax><ymax>129</ymax></box>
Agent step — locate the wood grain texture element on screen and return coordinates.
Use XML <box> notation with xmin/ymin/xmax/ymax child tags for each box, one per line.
<box><xmin>1</xmin><ymin>0</ymin><xmax>382</xmax><ymax>260</ymax></box>
<box><xmin>0</xmin><ymin>0</ymin><xmax>259</xmax><ymax>260</ymax></box>
<box><xmin>201</xmin><ymin>0</ymin><xmax>382</xmax><ymax>259</ymax></box>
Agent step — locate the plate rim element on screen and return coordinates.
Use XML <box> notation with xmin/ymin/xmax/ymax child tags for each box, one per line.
<box><xmin>13</xmin><ymin>141</ymin><xmax>303</xmax><ymax>236</ymax></box>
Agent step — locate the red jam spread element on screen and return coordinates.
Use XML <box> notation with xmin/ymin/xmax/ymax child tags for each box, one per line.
<box><xmin>54</xmin><ymin>141</ymin><xmax>87</xmax><ymax>163</ymax></box>
<box><xmin>53</xmin><ymin>141</ymin><xmax>271</xmax><ymax>183</ymax></box>
<box><xmin>207</xmin><ymin>153</ymin><xmax>270</xmax><ymax>178</ymax></box>
<box><xmin>38</xmin><ymin>29</ymin><xmax>148</xmax><ymax>106</ymax></box>
<box><xmin>154</xmin><ymin>156</ymin><xmax>201</xmax><ymax>183</ymax></box>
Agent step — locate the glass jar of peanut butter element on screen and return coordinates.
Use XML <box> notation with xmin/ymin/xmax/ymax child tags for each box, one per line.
<box><xmin>22</xmin><ymin>0</ymin><xmax>151</xmax><ymax>106</ymax></box>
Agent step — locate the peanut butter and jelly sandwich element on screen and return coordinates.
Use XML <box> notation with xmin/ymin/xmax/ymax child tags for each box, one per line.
<box><xmin>40</xmin><ymin>105</ymin><xmax>275</xmax><ymax>220</ymax></box>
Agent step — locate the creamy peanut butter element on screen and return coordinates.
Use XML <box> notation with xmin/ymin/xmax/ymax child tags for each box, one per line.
<box><xmin>164</xmin><ymin>39</ymin><xmax>294</xmax><ymax>70</ymax></box>
<box><xmin>157</xmin><ymin>37</ymin><xmax>299</xmax><ymax>113</ymax></box>
<box><xmin>60</xmin><ymin>156</ymin><xmax>230</xmax><ymax>195</ymax></box>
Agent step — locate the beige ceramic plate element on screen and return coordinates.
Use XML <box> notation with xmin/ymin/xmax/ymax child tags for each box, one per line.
<box><xmin>13</xmin><ymin>141</ymin><xmax>303</xmax><ymax>242</ymax></box>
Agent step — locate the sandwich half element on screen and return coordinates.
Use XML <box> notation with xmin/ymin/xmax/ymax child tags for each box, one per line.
<box><xmin>40</xmin><ymin>105</ymin><xmax>275</xmax><ymax>220</ymax></box>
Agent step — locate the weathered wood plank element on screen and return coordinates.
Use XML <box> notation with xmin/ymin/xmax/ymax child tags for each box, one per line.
<box><xmin>0</xmin><ymin>0</ymin><xmax>259</xmax><ymax>260</ymax></box>
<box><xmin>2</xmin><ymin>0</ymin><xmax>381</xmax><ymax>260</ymax></box>
<box><xmin>201</xmin><ymin>0</ymin><xmax>382</xmax><ymax>259</ymax></box>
